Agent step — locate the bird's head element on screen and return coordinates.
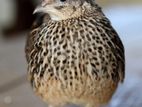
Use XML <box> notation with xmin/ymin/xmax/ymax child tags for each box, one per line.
<box><xmin>34</xmin><ymin>0</ymin><xmax>95</xmax><ymax>21</ymax></box>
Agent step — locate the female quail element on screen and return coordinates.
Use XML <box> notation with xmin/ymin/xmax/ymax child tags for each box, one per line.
<box><xmin>25</xmin><ymin>0</ymin><xmax>125</xmax><ymax>107</ymax></box>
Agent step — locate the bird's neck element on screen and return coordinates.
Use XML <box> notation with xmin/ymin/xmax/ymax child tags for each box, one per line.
<box><xmin>48</xmin><ymin>2</ymin><xmax>93</xmax><ymax>21</ymax></box>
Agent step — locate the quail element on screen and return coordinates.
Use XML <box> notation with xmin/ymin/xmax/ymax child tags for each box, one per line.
<box><xmin>25</xmin><ymin>0</ymin><xmax>125</xmax><ymax>107</ymax></box>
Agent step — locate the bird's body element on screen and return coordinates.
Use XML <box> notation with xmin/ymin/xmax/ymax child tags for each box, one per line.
<box><xmin>25</xmin><ymin>0</ymin><xmax>125</xmax><ymax>107</ymax></box>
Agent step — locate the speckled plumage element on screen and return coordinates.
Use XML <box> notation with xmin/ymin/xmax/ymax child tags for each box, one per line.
<box><xmin>25</xmin><ymin>1</ymin><xmax>125</xmax><ymax>107</ymax></box>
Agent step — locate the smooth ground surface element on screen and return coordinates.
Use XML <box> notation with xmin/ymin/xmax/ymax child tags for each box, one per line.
<box><xmin>0</xmin><ymin>5</ymin><xmax>142</xmax><ymax>107</ymax></box>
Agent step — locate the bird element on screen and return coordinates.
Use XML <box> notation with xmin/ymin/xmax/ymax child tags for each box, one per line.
<box><xmin>25</xmin><ymin>0</ymin><xmax>125</xmax><ymax>107</ymax></box>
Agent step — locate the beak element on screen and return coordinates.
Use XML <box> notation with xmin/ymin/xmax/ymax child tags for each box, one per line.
<box><xmin>33</xmin><ymin>5</ymin><xmax>45</xmax><ymax>14</ymax></box>
<box><xmin>33</xmin><ymin>0</ymin><xmax>54</xmax><ymax>14</ymax></box>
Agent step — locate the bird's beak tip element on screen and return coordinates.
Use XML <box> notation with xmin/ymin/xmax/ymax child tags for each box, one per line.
<box><xmin>33</xmin><ymin>6</ymin><xmax>44</xmax><ymax>14</ymax></box>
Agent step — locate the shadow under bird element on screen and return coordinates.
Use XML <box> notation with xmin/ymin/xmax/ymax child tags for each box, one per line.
<box><xmin>25</xmin><ymin>0</ymin><xmax>125</xmax><ymax>107</ymax></box>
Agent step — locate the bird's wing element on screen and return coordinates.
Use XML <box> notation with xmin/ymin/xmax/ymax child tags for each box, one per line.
<box><xmin>25</xmin><ymin>13</ymin><xmax>47</xmax><ymax>62</ymax></box>
<box><xmin>100</xmin><ymin>18</ymin><xmax>125</xmax><ymax>82</ymax></box>
<box><xmin>25</xmin><ymin>27</ymin><xmax>39</xmax><ymax>62</ymax></box>
<box><xmin>93</xmin><ymin>4</ymin><xmax>125</xmax><ymax>82</ymax></box>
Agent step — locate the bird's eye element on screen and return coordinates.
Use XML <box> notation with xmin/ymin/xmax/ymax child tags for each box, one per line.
<box><xmin>60</xmin><ymin>0</ymin><xmax>66</xmax><ymax>2</ymax></box>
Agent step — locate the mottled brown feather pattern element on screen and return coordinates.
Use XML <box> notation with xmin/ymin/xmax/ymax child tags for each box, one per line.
<box><xmin>25</xmin><ymin>3</ymin><xmax>125</xmax><ymax>107</ymax></box>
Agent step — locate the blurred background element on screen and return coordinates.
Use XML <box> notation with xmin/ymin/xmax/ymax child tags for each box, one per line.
<box><xmin>0</xmin><ymin>0</ymin><xmax>142</xmax><ymax>107</ymax></box>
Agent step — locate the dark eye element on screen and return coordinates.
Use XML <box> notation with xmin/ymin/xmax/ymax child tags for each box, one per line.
<box><xmin>60</xmin><ymin>0</ymin><xmax>66</xmax><ymax>2</ymax></box>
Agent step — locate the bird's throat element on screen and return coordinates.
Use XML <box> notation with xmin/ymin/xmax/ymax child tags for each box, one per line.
<box><xmin>48</xmin><ymin>7</ymin><xmax>83</xmax><ymax>21</ymax></box>
<box><xmin>48</xmin><ymin>3</ymin><xmax>92</xmax><ymax>21</ymax></box>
